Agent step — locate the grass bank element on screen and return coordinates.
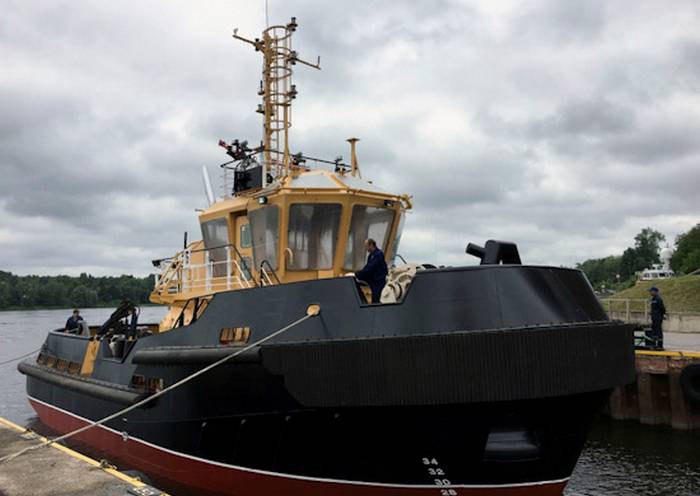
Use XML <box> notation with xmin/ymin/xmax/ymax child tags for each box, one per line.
<box><xmin>604</xmin><ymin>275</ymin><xmax>700</xmax><ymax>313</ymax></box>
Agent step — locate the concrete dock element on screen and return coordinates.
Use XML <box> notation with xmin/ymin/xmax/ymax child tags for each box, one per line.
<box><xmin>665</xmin><ymin>332</ymin><xmax>700</xmax><ymax>351</ymax></box>
<box><xmin>0</xmin><ymin>417</ymin><xmax>168</xmax><ymax>496</ymax></box>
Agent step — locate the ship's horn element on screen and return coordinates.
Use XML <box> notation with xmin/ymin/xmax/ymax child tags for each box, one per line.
<box><xmin>202</xmin><ymin>165</ymin><xmax>215</xmax><ymax>206</ymax></box>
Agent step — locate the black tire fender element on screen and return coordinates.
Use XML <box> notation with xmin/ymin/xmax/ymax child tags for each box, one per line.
<box><xmin>680</xmin><ymin>363</ymin><xmax>700</xmax><ymax>405</ymax></box>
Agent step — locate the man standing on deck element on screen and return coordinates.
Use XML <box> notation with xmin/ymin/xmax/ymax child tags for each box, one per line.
<box><xmin>355</xmin><ymin>238</ymin><xmax>388</xmax><ymax>304</ymax></box>
<box><xmin>65</xmin><ymin>309</ymin><xmax>84</xmax><ymax>334</ymax></box>
<box><xmin>647</xmin><ymin>287</ymin><xmax>666</xmax><ymax>350</ymax></box>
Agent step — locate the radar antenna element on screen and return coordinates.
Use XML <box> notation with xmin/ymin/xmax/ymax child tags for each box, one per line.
<box><xmin>233</xmin><ymin>17</ymin><xmax>321</xmax><ymax>182</ymax></box>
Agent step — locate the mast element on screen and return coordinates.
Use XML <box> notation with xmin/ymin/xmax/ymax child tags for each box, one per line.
<box><xmin>233</xmin><ymin>18</ymin><xmax>320</xmax><ymax>183</ymax></box>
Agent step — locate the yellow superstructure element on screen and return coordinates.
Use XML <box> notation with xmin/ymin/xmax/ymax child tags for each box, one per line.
<box><xmin>150</xmin><ymin>18</ymin><xmax>411</xmax><ymax>330</ymax></box>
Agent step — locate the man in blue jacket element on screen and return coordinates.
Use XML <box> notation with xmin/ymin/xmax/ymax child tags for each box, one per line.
<box><xmin>647</xmin><ymin>286</ymin><xmax>666</xmax><ymax>349</ymax></box>
<box><xmin>355</xmin><ymin>238</ymin><xmax>388</xmax><ymax>304</ymax></box>
<box><xmin>65</xmin><ymin>309</ymin><xmax>84</xmax><ymax>334</ymax></box>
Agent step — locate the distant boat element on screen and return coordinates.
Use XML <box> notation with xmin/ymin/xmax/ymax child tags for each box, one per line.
<box><xmin>639</xmin><ymin>265</ymin><xmax>675</xmax><ymax>280</ymax></box>
<box><xmin>20</xmin><ymin>17</ymin><xmax>635</xmax><ymax>496</ymax></box>
<box><xmin>639</xmin><ymin>247</ymin><xmax>675</xmax><ymax>280</ymax></box>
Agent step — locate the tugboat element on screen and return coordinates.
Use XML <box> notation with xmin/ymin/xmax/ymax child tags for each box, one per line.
<box><xmin>19</xmin><ymin>18</ymin><xmax>635</xmax><ymax>496</ymax></box>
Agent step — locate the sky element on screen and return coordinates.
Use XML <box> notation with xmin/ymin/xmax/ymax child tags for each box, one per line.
<box><xmin>1</xmin><ymin>0</ymin><xmax>698</xmax><ymax>276</ymax></box>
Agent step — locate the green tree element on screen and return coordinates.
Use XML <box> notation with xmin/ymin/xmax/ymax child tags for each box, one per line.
<box><xmin>0</xmin><ymin>272</ymin><xmax>155</xmax><ymax>310</ymax></box>
<box><xmin>576</xmin><ymin>255</ymin><xmax>622</xmax><ymax>289</ymax></box>
<box><xmin>671</xmin><ymin>224</ymin><xmax>700</xmax><ymax>274</ymax></box>
<box><xmin>0</xmin><ymin>280</ymin><xmax>10</xmax><ymax>308</ymax></box>
<box><xmin>69</xmin><ymin>285</ymin><xmax>99</xmax><ymax>308</ymax></box>
<box><xmin>619</xmin><ymin>247</ymin><xmax>639</xmax><ymax>281</ymax></box>
<box><xmin>577</xmin><ymin>227</ymin><xmax>667</xmax><ymax>287</ymax></box>
<box><xmin>634</xmin><ymin>227</ymin><xmax>665</xmax><ymax>269</ymax></box>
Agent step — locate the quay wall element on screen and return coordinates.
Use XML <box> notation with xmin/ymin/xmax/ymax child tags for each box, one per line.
<box><xmin>607</xmin><ymin>351</ymin><xmax>700</xmax><ymax>430</ymax></box>
<box><xmin>607</xmin><ymin>311</ymin><xmax>700</xmax><ymax>333</ymax></box>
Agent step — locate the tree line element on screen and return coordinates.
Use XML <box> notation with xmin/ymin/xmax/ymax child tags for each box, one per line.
<box><xmin>0</xmin><ymin>271</ymin><xmax>154</xmax><ymax>310</ymax></box>
<box><xmin>2</xmin><ymin>224</ymin><xmax>698</xmax><ymax>308</ymax></box>
<box><xmin>576</xmin><ymin>224</ymin><xmax>700</xmax><ymax>291</ymax></box>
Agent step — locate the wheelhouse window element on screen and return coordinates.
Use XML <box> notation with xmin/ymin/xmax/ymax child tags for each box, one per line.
<box><xmin>249</xmin><ymin>205</ymin><xmax>280</xmax><ymax>270</ymax></box>
<box><xmin>240</xmin><ymin>223</ymin><xmax>251</xmax><ymax>248</ymax></box>
<box><xmin>392</xmin><ymin>212</ymin><xmax>406</xmax><ymax>265</ymax></box>
<box><xmin>201</xmin><ymin>218</ymin><xmax>229</xmax><ymax>277</ymax></box>
<box><xmin>344</xmin><ymin>205</ymin><xmax>395</xmax><ymax>270</ymax></box>
<box><xmin>287</xmin><ymin>203</ymin><xmax>342</xmax><ymax>270</ymax></box>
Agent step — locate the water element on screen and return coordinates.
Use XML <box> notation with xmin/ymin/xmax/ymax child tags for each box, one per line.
<box><xmin>569</xmin><ymin>421</ymin><xmax>700</xmax><ymax>496</ymax></box>
<box><xmin>0</xmin><ymin>307</ymin><xmax>167</xmax><ymax>424</ymax></box>
<box><xmin>1</xmin><ymin>308</ymin><xmax>699</xmax><ymax>495</ymax></box>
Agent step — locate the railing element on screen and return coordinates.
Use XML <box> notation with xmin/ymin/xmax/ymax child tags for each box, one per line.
<box><xmin>602</xmin><ymin>298</ymin><xmax>649</xmax><ymax>323</ymax></box>
<box><xmin>259</xmin><ymin>260</ymin><xmax>281</xmax><ymax>286</ymax></box>
<box><xmin>153</xmin><ymin>244</ymin><xmax>256</xmax><ymax>298</ymax></box>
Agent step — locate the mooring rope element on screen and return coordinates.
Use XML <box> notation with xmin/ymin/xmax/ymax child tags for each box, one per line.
<box><xmin>0</xmin><ymin>349</ymin><xmax>42</xmax><ymax>367</ymax></box>
<box><xmin>0</xmin><ymin>307</ymin><xmax>319</xmax><ymax>465</ymax></box>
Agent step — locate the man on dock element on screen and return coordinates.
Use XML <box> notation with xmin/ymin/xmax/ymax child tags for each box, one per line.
<box><xmin>355</xmin><ymin>238</ymin><xmax>388</xmax><ymax>304</ymax></box>
<box><xmin>648</xmin><ymin>287</ymin><xmax>666</xmax><ymax>350</ymax></box>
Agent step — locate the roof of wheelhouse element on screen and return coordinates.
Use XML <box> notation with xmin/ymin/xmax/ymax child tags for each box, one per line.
<box><xmin>199</xmin><ymin>168</ymin><xmax>406</xmax><ymax>220</ymax></box>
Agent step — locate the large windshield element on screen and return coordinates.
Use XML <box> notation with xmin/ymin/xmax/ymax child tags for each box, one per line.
<box><xmin>288</xmin><ymin>203</ymin><xmax>342</xmax><ymax>270</ymax></box>
<box><xmin>200</xmin><ymin>218</ymin><xmax>229</xmax><ymax>277</ymax></box>
<box><xmin>344</xmin><ymin>205</ymin><xmax>395</xmax><ymax>270</ymax></box>
<box><xmin>392</xmin><ymin>212</ymin><xmax>406</xmax><ymax>265</ymax></box>
<box><xmin>249</xmin><ymin>205</ymin><xmax>280</xmax><ymax>270</ymax></box>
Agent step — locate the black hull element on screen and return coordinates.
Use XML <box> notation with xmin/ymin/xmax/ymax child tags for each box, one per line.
<box><xmin>26</xmin><ymin>378</ymin><xmax>605</xmax><ymax>485</ymax></box>
<box><xmin>21</xmin><ymin>265</ymin><xmax>636</xmax><ymax>495</ymax></box>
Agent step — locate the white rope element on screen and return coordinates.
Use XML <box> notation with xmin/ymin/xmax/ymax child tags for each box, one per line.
<box><xmin>0</xmin><ymin>310</ymin><xmax>317</xmax><ymax>465</ymax></box>
<box><xmin>0</xmin><ymin>348</ymin><xmax>41</xmax><ymax>367</ymax></box>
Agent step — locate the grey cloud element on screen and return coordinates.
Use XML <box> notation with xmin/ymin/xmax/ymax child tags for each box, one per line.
<box><xmin>605</xmin><ymin>124</ymin><xmax>700</xmax><ymax>164</ymax></box>
<box><xmin>481</xmin><ymin>94</ymin><xmax>700</xmax><ymax>169</ymax></box>
<box><xmin>675</xmin><ymin>40</ymin><xmax>700</xmax><ymax>91</ymax></box>
<box><xmin>1</xmin><ymin>0</ymin><xmax>698</xmax><ymax>276</ymax></box>
<box><xmin>529</xmin><ymin>99</ymin><xmax>637</xmax><ymax>138</ymax></box>
<box><xmin>514</xmin><ymin>0</ymin><xmax>607</xmax><ymax>44</ymax></box>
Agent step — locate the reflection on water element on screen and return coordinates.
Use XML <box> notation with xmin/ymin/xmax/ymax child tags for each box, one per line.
<box><xmin>2</xmin><ymin>308</ymin><xmax>699</xmax><ymax>496</ymax></box>
<box><xmin>567</xmin><ymin>419</ymin><xmax>700</xmax><ymax>496</ymax></box>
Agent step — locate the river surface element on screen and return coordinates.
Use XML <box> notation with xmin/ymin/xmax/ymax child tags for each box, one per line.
<box><xmin>1</xmin><ymin>308</ymin><xmax>699</xmax><ymax>495</ymax></box>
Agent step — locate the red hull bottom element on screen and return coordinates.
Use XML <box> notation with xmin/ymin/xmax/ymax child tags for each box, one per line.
<box><xmin>29</xmin><ymin>397</ymin><xmax>569</xmax><ymax>496</ymax></box>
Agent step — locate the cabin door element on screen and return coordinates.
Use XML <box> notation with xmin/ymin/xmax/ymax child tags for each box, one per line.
<box><xmin>234</xmin><ymin>215</ymin><xmax>253</xmax><ymax>284</ymax></box>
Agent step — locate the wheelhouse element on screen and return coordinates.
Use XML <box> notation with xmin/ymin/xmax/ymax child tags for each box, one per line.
<box><xmin>151</xmin><ymin>167</ymin><xmax>411</xmax><ymax>329</ymax></box>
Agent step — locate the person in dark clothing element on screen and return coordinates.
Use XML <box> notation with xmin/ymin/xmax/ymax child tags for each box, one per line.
<box><xmin>355</xmin><ymin>238</ymin><xmax>388</xmax><ymax>304</ymax></box>
<box><xmin>65</xmin><ymin>309</ymin><xmax>84</xmax><ymax>334</ymax></box>
<box><xmin>647</xmin><ymin>287</ymin><xmax>666</xmax><ymax>349</ymax></box>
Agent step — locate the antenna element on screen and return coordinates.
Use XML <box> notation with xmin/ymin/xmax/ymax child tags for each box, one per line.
<box><xmin>233</xmin><ymin>17</ymin><xmax>321</xmax><ymax>182</ymax></box>
<box><xmin>202</xmin><ymin>165</ymin><xmax>215</xmax><ymax>206</ymax></box>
